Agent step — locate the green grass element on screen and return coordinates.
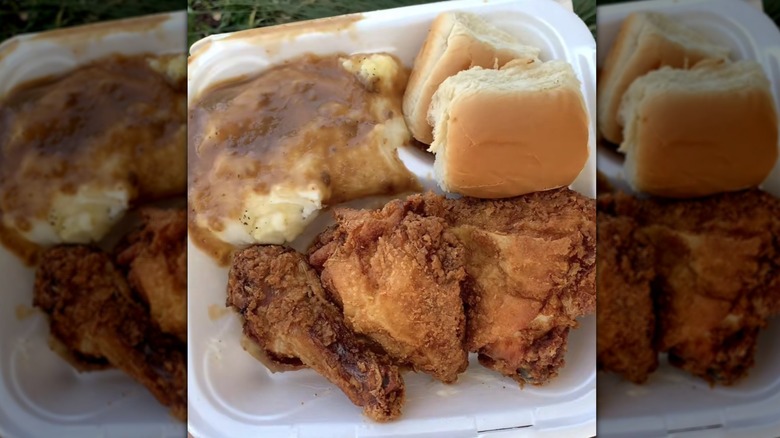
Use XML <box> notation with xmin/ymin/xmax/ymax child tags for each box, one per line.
<box><xmin>3</xmin><ymin>0</ymin><xmax>774</xmax><ymax>53</ymax></box>
<box><xmin>0</xmin><ymin>0</ymin><xmax>183</xmax><ymax>42</ymax></box>
<box><xmin>187</xmin><ymin>0</ymin><xmax>597</xmax><ymax>47</ymax></box>
<box><xmin>188</xmin><ymin>0</ymin><xmax>456</xmax><ymax>46</ymax></box>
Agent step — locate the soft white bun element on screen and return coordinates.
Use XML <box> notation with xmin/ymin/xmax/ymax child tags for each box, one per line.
<box><xmin>619</xmin><ymin>60</ymin><xmax>779</xmax><ymax>198</ymax></box>
<box><xmin>598</xmin><ymin>11</ymin><xmax>730</xmax><ymax>144</ymax></box>
<box><xmin>403</xmin><ymin>11</ymin><xmax>539</xmax><ymax>144</ymax></box>
<box><xmin>428</xmin><ymin>59</ymin><xmax>589</xmax><ymax>198</ymax></box>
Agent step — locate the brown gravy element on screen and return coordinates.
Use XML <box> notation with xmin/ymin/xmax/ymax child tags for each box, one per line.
<box><xmin>188</xmin><ymin>53</ymin><xmax>419</xmax><ymax>264</ymax></box>
<box><xmin>0</xmin><ymin>54</ymin><xmax>186</xmax><ymax>264</ymax></box>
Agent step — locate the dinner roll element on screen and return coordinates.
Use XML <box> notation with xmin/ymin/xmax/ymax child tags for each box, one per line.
<box><xmin>403</xmin><ymin>11</ymin><xmax>539</xmax><ymax>144</ymax></box>
<box><xmin>598</xmin><ymin>11</ymin><xmax>730</xmax><ymax>144</ymax></box>
<box><xmin>618</xmin><ymin>60</ymin><xmax>779</xmax><ymax>198</ymax></box>
<box><xmin>428</xmin><ymin>59</ymin><xmax>589</xmax><ymax>198</ymax></box>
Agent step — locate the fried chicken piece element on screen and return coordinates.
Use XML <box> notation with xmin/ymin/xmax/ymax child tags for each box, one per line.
<box><xmin>596</xmin><ymin>214</ymin><xmax>658</xmax><ymax>383</ymax></box>
<box><xmin>309</xmin><ymin>200</ymin><xmax>469</xmax><ymax>383</ymax></box>
<box><xmin>600</xmin><ymin>190</ymin><xmax>780</xmax><ymax>384</ymax></box>
<box><xmin>403</xmin><ymin>189</ymin><xmax>596</xmax><ymax>385</ymax></box>
<box><xmin>116</xmin><ymin>208</ymin><xmax>186</xmax><ymax>341</ymax></box>
<box><xmin>33</xmin><ymin>246</ymin><xmax>186</xmax><ymax>420</ymax></box>
<box><xmin>227</xmin><ymin>245</ymin><xmax>405</xmax><ymax>422</ymax></box>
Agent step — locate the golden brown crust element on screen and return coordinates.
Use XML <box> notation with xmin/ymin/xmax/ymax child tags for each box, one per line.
<box><xmin>227</xmin><ymin>245</ymin><xmax>405</xmax><ymax>421</ymax></box>
<box><xmin>116</xmin><ymin>208</ymin><xmax>187</xmax><ymax>341</ymax></box>
<box><xmin>405</xmin><ymin>189</ymin><xmax>596</xmax><ymax>385</ymax></box>
<box><xmin>307</xmin><ymin>189</ymin><xmax>595</xmax><ymax>386</ymax></box>
<box><xmin>597</xmin><ymin>190</ymin><xmax>780</xmax><ymax>384</ymax></box>
<box><xmin>596</xmin><ymin>214</ymin><xmax>658</xmax><ymax>383</ymax></box>
<box><xmin>313</xmin><ymin>200</ymin><xmax>469</xmax><ymax>383</ymax></box>
<box><xmin>33</xmin><ymin>246</ymin><xmax>187</xmax><ymax>420</ymax></box>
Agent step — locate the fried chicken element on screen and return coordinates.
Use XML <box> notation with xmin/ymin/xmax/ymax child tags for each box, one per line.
<box><xmin>596</xmin><ymin>214</ymin><xmax>658</xmax><ymax>383</ymax></box>
<box><xmin>116</xmin><ymin>208</ymin><xmax>187</xmax><ymax>341</ymax></box>
<box><xmin>227</xmin><ymin>245</ymin><xmax>405</xmax><ymax>422</ymax></box>
<box><xmin>309</xmin><ymin>189</ymin><xmax>596</xmax><ymax>386</ymax></box>
<box><xmin>309</xmin><ymin>201</ymin><xmax>469</xmax><ymax>383</ymax></box>
<box><xmin>33</xmin><ymin>246</ymin><xmax>187</xmax><ymax>420</ymax></box>
<box><xmin>403</xmin><ymin>189</ymin><xmax>596</xmax><ymax>385</ymax></box>
<box><xmin>598</xmin><ymin>190</ymin><xmax>780</xmax><ymax>384</ymax></box>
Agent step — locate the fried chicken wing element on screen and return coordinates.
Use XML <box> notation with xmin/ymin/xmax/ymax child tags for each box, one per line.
<box><xmin>404</xmin><ymin>189</ymin><xmax>596</xmax><ymax>385</ymax></box>
<box><xmin>309</xmin><ymin>201</ymin><xmax>469</xmax><ymax>383</ymax></box>
<box><xmin>596</xmin><ymin>214</ymin><xmax>658</xmax><ymax>383</ymax></box>
<box><xmin>116</xmin><ymin>208</ymin><xmax>186</xmax><ymax>341</ymax></box>
<box><xmin>227</xmin><ymin>245</ymin><xmax>405</xmax><ymax>422</ymax></box>
<box><xmin>33</xmin><ymin>246</ymin><xmax>186</xmax><ymax>420</ymax></box>
<box><xmin>599</xmin><ymin>190</ymin><xmax>780</xmax><ymax>384</ymax></box>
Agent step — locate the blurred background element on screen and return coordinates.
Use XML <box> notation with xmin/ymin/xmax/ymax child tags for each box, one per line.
<box><xmin>0</xmin><ymin>0</ymin><xmax>182</xmax><ymax>41</ymax></box>
<box><xmin>598</xmin><ymin>0</ymin><xmax>779</xmax><ymax>20</ymax></box>
<box><xmin>187</xmin><ymin>0</ymin><xmax>596</xmax><ymax>45</ymax></box>
<box><xmin>0</xmin><ymin>0</ymin><xmax>595</xmax><ymax>51</ymax></box>
<box><xmin>186</xmin><ymin>0</ymin><xmax>595</xmax><ymax>47</ymax></box>
<box><xmin>2</xmin><ymin>1</ymin><xmax>777</xmax><ymax>48</ymax></box>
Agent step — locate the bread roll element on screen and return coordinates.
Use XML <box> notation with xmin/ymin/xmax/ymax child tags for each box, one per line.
<box><xmin>598</xmin><ymin>11</ymin><xmax>730</xmax><ymax>144</ymax></box>
<box><xmin>428</xmin><ymin>59</ymin><xmax>589</xmax><ymax>198</ymax></box>
<box><xmin>619</xmin><ymin>60</ymin><xmax>779</xmax><ymax>198</ymax></box>
<box><xmin>403</xmin><ymin>11</ymin><xmax>539</xmax><ymax>144</ymax></box>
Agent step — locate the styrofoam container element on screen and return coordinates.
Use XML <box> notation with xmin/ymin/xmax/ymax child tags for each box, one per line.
<box><xmin>187</xmin><ymin>1</ymin><xmax>596</xmax><ymax>436</ymax></box>
<box><xmin>596</xmin><ymin>1</ymin><xmax>780</xmax><ymax>436</ymax></box>
<box><xmin>0</xmin><ymin>12</ymin><xmax>187</xmax><ymax>438</ymax></box>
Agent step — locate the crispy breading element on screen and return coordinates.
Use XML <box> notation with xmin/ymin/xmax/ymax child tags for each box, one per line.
<box><xmin>116</xmin><ymin>208</ymin><xmax>186</xmax><ymax>341</ymax></box>
<box><xmin>596</xmin><ymin>214</ymin><xmax>658</xmax><ymax>383</ymax></box>
<box><xmin>227</xmin><ymin>245</ymin><xmax>405</xmax><ymax>422</ymax></box>
<box><xmin>310</xmin><ymin>201</ymin><xmax>469</xmax><ymax>383</ymax></box>
<box><xmin>310</xmin><ymin>189</ymin><xmax>596</xmax><ymax>386</ymax></box>
<box><xmin>403</xmin><ymin>189</ymin><xmax>596</xmax><ymax>385</ymax></box>
<box><xmin>598</xmin><ymin>190</ymin><xmax>780</xmax><ymax>384</ymax></box>
<box><xmin>33</xmin><ymin>246</ymin><xmax>186</xmax><ymax>420</ymax></box>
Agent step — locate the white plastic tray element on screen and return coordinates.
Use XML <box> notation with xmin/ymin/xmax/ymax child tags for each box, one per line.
<box><xmin>596</xmin><ymin>1</ymin><xmax>780</xmax><ymax>436</ymax></box>
<box><xmin>187</xmin><ymin>1</ymin><xmax>596</xmax><ymax>437</ymax></box>
<box><xmin>0</xmin><ymin>12</ymin><xmax>187</xmax><ymax>438</ymax></box>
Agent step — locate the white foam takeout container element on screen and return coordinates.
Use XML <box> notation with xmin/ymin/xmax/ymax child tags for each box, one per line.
<box><xmin>597</xmin><ymin>1</ymin><xmax>780</xmax><ymax>437</ymax></box>
<box><xmin>0</xmin><ymin>12</ymin><xmax>187</xmax><ymax>438</ymax></box>
<box><xmin>187</xmin><ymin>0</ymin><xmax>597</xmax><ymax>437</ymax></box>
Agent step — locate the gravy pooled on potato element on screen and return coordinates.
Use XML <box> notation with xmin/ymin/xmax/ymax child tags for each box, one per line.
<box><xmin>0</xmin><ymin>54</ymin><xmax>187</xmax><ymax>263</ymax></box>
<box><xmin>189</xmin><ymin>53</ymin><xmax>419</xmax><ymax>264</ymax></box>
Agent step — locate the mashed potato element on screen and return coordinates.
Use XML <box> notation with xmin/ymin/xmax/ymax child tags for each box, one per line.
<box><xmin>0</xmin><ymin>54</ymin><xmax>186</xmax><ymax>252</ymax></box>
<box><xmin>188</xmin><ymin>53</ymin><xmax>419</xmax><ymax>261</ymax></box>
